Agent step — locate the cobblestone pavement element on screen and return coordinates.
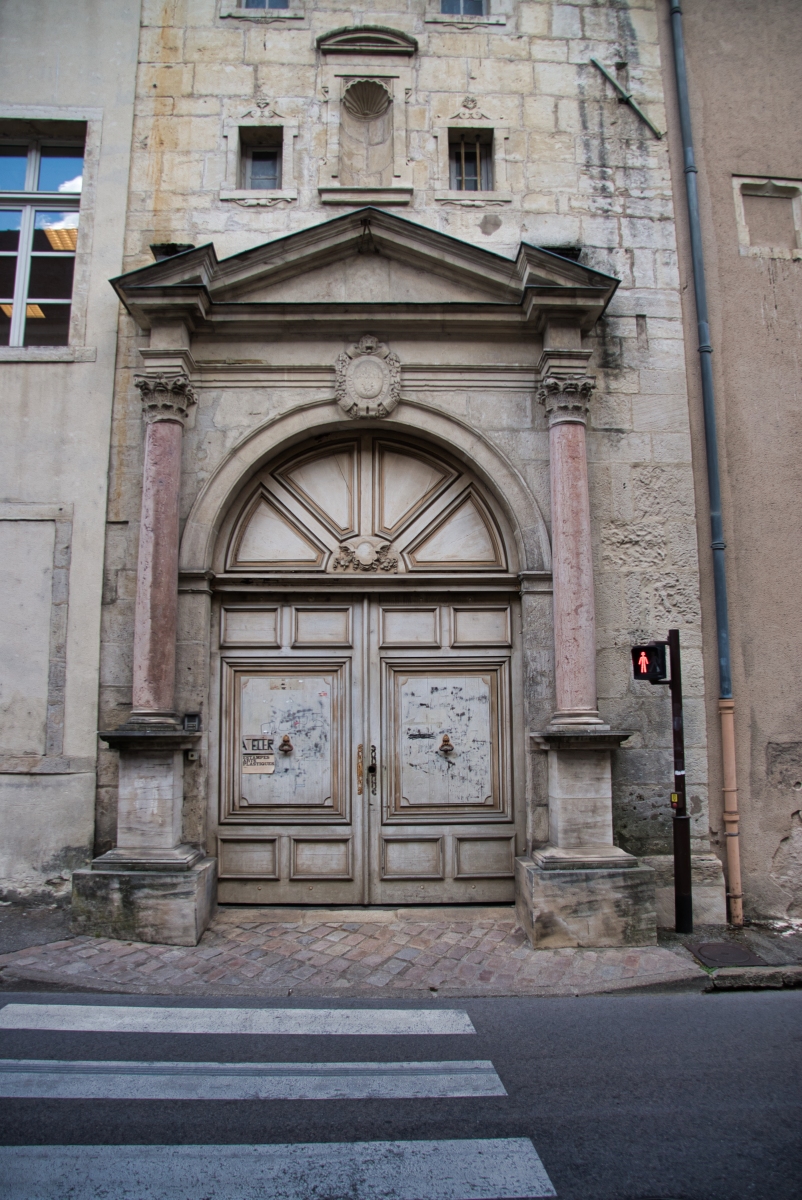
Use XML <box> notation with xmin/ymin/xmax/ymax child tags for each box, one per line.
<box><xmin>0</xmin><ymin>906</ymin><xmax>705</xmax><ymax>997</ymax></box>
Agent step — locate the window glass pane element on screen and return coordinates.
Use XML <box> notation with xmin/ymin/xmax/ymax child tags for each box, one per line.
<box><xmin>441</xmin><ymin>0</ymin><xmax>461</xmax><ymax>12</ymax></box>
<box><xmin>250</xmin><ymin>150</ymin><xmax>280</xmax><ymax>189</ymax></box>
<box><xmin>0</xmin><ymin>257</ymin><xmax>17</xmax><ymax>299</ymax></box>
<box><xmin>0</xmin><ymin>210</ymin><xmax>22</xmax><ymax>252</ymax></box>
<box><xmin>243</xmin><ymin>0</ymin><xmax>266</xmax><ymax>6</ymax></box>
<box><xmin>463</xmin><ymin>0</ymin><xmax>485</xmax><ymax>13</ymax></box>
<box><xmin>32</xmin><ymin>210</ymin><xmax>79</xmax><ymax>252</ymax></box>
<box><xmin>28</xmin><ymin>255</ymin><xmax>75</xmax><ymax>300</ymax></box>
<box><xmin>23</xmin><ymin>302</ymin><xmax>71</xmax><ymax>347</ymax></box>
<box><xmin>38</xmin><ymin>147</ymin><xmax>84</xmax><ymax>194</ymax></box>
<box><xmin>0</xmin><ymin>304</ymin><xmax>11</xmax><ymax>346</ymax></box>
<box><xmin>0</xmin><ymin>147</ymin><xmax>29</xmax><ymax>191</ymax></box>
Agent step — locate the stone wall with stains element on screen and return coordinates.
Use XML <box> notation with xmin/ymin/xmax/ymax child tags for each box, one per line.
<box><xmin>97</xmin><ymin>0</ymin><xmax>716</xmax><ymax>890</ymax></box>
<box><xmin>659</xmin><ymin>0</ymin><xmax>802</xmax><ymax>919</ymax></box>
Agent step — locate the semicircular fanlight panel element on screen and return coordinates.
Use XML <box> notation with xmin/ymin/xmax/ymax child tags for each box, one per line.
<box><xmin>404</xmin><ymin>489</ymin><xmax>507</xmax><ymax>572</ymax></box>
<box><xmin>229</xmin><ymin>492</ymin><xmax>327</xmax><ymax>571</ymax></box>
<box><xmin>223</xmin><ymin>435</ymin><xmax>512</xmax><ymax>575</ymax></box>
<box><xmin>274</xmin><ymin>441</ymin><xmax>359</xmax><ymax>540</ymax></box>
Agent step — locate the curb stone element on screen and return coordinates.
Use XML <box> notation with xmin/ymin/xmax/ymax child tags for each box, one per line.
<box><xmin>705</xmin><ymin>964</ymin><xmax>802</xmax><ymax>991</ymax></box>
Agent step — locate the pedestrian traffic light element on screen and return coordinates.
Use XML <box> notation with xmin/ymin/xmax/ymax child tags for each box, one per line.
<box><xmin>631</xmin><ymin>642</ymin><xmax>667</xmax><ymax>683</ymax></box>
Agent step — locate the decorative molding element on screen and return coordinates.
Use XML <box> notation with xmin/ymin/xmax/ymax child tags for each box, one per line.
<box><xmin>538</xmin><ymin>375</ymin><xmax>596</xmax><ymax>423</ymax></box>
<box><xmin>318</xmin><ymin>186</ymin><xmax>412</xmax><ymax>205</ymax></box>
<box><xmin>335</xmin><ymin>335</ymin><xmax>402</xmax><ymax>418</ymax></box>
<box><xmin>333</xmin><ymin>537</ymin><xmax>399</xmax><ymax>573</ymax></box>
<box><xmin>317</xmin><ymin>25</ymin><xmax>418</xmax><ymax>56</ymax></box>
<box><xmin>342</xmin><ymin>78</ymin><xmax>393</xmax><ymax>119</ymax></box>
<box><xmin>135</xmin><ymin>373</ymin><xmax>198</xmax><ymax>423</ymax></box>
<box><xmin>450</xmin><ymin>95</ymin><xmax>492</xmax><ymax>121</ymax></box>
<box><xmin>222</xmin><ymin>191</ymin><xmax>298</xmax><ymax>207</ymax></box>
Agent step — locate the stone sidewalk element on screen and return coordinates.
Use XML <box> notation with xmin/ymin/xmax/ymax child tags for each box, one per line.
<box><xmin>0</xmin><ymin>906</ymin><xmax>707</xmax><ymax>998</ymax></box>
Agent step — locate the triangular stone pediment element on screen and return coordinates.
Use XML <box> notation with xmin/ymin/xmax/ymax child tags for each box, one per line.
<box><xmin>112</xmin><ymin>208</ymin><xmax>619</xmax><ymax>333</ymax></box>
<box><xmin>242</xmin><ymin>251</ymin><xmax>504</xmax><ymax>304</ymax></box>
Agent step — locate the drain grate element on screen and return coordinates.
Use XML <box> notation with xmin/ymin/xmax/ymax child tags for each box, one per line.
<box><xmin>689</xmin><ymin>941</ymin><xmax>766</xmax><ymax>968</ymax></box>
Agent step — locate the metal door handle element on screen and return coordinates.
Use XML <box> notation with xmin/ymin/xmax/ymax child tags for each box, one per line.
<box><xmin>367</xmin><ymin>744</ymin><xmax>377</xmax><ymax>794</ymax></box>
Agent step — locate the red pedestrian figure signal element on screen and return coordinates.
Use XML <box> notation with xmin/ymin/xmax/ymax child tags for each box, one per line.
<box><xmin>631</xmin><ymin>642</ymin><xmax>667</xmax><ymax>683</ymax></box>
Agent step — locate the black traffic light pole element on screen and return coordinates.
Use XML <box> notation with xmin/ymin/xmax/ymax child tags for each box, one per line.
<box><xmin>667</xmin><ymin>629</ymin><xmax>693</xmax><ymax>934</ymax></box>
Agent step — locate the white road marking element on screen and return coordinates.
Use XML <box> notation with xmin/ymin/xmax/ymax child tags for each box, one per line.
<box><xmin>0</xmin><ymin>1058</ymin><xmax>505</xmax><ymax>1100</ymax></box>
<box><xmin>0</xmin><ymin>1139</ymin><xmax>556</xmax><ymax>1199</ymax></box>
<box><xmin>0</xmin><ymin>1004</ymin><xmax>475</xmax><ymax>1036</ymax></box>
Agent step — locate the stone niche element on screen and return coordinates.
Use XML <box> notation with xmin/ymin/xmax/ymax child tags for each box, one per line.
<box><xmin>339</xmin><ymin>79</ymin><xmax>394</xmax><ymax>188</ymax></box>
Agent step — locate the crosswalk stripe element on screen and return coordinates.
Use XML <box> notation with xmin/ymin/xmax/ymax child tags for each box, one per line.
<box><xmin>0</xmin><ymin>1139</ymin><xmax>556</xmax><ymax>1199</ymax></box>
<box><xmin>0</xmin><ymin>1003</ymin><xmax>475</xmax><ymax>1037</ymax></box>
<box><xmin>0</xmin><ymin>1058</ymin><xmax>505</xmax><ymax>1100</ymax></box>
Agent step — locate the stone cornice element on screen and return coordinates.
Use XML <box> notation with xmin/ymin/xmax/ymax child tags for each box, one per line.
<box><xmin>134</xmin><ymin>372</ymin><xmax>197</xmax><ymax>424</ymax></box>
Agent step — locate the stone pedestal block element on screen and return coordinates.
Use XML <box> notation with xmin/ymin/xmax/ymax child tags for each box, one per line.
<box><xmin>72</xmin><ymin>857</ymin><xmax>216</xmax><ymax>947</ymax></box>
<box><xmin>515</xmin><ymin>854</ymin><xmax>657</xmax><ymax>948</ymax></box>
<box><xmin>641</xmin><ymin>853</ymin><xmax>727</xmax><ymax>927</ymax></box>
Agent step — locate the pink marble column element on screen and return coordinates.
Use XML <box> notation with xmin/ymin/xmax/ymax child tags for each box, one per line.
<box><xmin>129</xmin><ymin>373</ymin><xmax>196</xmax><ymax>726</ymax></box>
<box><xmin>540</xmin><ymin>373</ymin><xmax>603</xmax><ymax>725</ymax></box>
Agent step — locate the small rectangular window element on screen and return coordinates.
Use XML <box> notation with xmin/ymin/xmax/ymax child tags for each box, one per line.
<box><xmin>242</xmin><ymin>0</ymin><xmax>289</xmax><ymax>9</ymax></box>
<box><xmin>441</xmin><ymin>0</ymin><xmax>485</xmax><ymax>14</ymax></box>
<box><xmin>240</xmin><ymin>128</ymin><xmax>283</xmax><ymax>190</ymax></box>
<box><xmin>0</xmin><ymin>134</ymin><xmax>84</xmax><ymax>347</ymax></box>
<box><xmin>449</xmin><ymin>131</ymin><xmax>493</xmax><ymax>191</ymax></box>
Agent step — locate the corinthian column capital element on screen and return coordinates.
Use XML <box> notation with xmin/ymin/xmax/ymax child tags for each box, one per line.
<box><xmin>134</xmin><ymin>372</ymin><xmax>197</xmax><ymax>424</ymax></box>
<box><xmin>538</xmin><ymin>373</ymin><xmax>596</xmax><ymax>424</ymax></box>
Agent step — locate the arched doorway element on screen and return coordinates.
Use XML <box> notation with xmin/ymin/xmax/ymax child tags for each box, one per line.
<box><xmin>209</xmin><ymin>430</ymin><xmax>525</xmax><ymax>905</ymax></box>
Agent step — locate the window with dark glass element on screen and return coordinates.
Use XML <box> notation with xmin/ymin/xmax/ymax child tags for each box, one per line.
<box><xmin>0</xmin><ymin>139</ymin><xmax>83</xmax><ymax>347</ymax></box>
<box><xmin>449</xmin><ymin>131</ymin><xmax>493</xmax><ymax>191</ymax></box>
<box><xmin>240</xmin><ymin>128</ymin><xmax>283</xmax><ymax>190</ymax></box>
<box><xmin>242</xmin><ymin>0</ymin><xmax>289</xmax><ymax>9</ymax></box>
<box><xmin>441</xmin><ymin>0</ymin><xmax>485</xmax><ymax>14</ymax></box>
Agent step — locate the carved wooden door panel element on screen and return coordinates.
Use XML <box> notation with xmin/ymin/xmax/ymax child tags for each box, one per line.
<box><xmin>216</xmin><ymin>604</ymin><xmax>364</xmax><ymax>905</ymax></box>
<box><xmin>368</xmin><ymin>602</ymin><xmax>517</xmax><ymax>904</ymax></box>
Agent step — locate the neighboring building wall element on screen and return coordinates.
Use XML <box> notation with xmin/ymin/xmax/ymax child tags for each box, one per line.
<box><xmin>660</xmin><ymin>0</ymin><xmax>802</xmax><ymax>919</ymax></box>
<box><xmin>0</xmin><ymin>2</ymin><xmax>141</xmax><ymax>900</ymax></box>
<box><xmin>96</xmin><ymin>0</ymin><xmax>718</xmax><ymax>903</ymax></box>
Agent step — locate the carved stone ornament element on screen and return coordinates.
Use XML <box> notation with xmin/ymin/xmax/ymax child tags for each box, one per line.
<box><xmin>450</xmin><ymin>95</ymin><xmax>491</xmax><ymax>120</ymax></box>
<box><xmin>333</xmin><ymin>536</ymin><xmax>398</xmax><ymax>573</ymax></box>
<box><xmin>134</xmin><ymin>373</ymin><xmax>197</xmax><ymax>423</ymax></box>
<box><xmin>537</xmin><ymin>374</ymin><xmax>596</xmax><ymax>421</ymax></box>
<box><xmin>335</xmin><ymin>334</ymin><xmax>402</xmax><ymax>418</ymax></box>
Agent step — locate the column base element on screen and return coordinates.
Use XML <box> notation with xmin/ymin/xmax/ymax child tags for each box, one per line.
<box><xmin>515</xmin><ymin>852</ymin><xmax>656</xmax><ymax>949</ymax></box>
<box><xmin>71</xmin><ymin>857</ymin><xmax>217</xmax><ymax>947</ymax></box>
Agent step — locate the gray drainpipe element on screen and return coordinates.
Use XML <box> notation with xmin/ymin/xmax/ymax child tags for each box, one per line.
<box><xmin>668</xmin><ymin>0</ymin><xmax>743</xmax><ymax>924</ymax></box>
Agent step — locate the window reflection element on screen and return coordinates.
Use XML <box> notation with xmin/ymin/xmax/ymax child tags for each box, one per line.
<box><xmin>38</xmin><ymin>147</ymin><xmax>84</xmax><ymax>194</ymax></box>
<box><xmin>0</xmin><ymin>147</ymin><xmax>28</xmax><ymax>191</ymax></box>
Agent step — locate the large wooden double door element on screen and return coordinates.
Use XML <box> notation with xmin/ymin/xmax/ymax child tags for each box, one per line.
<box><xmin>216</xmin><ymin>597</ymin><xmax>518</xmax><ymax>904</ymax></box>
<box><xmin>212</xmin><ymin>432</ymin><xmax>521</xmax><ymax>905</ymax></box>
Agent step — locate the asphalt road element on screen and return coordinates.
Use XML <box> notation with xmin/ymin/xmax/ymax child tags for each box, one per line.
<box><xmin>0</xmin><ymin>988</ymin><xmax>799</xmax><ymax>1199</ymax></box>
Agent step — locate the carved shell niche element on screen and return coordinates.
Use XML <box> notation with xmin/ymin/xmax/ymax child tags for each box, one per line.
<box><xmin>342</xmin><ymin>79</ymin><xmax>393</xmax><ymax>120</ymax></box>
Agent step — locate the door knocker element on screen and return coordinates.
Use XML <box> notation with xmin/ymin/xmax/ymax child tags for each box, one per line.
<box><xmin>278</xmin><ymin>734</ymin><xmax>294</xmax><ymax>754</ymax></box>
<box><xmin>438</xmin><ymin>734</ymin><xmax>455</xmax><ymax>754</ymax></box>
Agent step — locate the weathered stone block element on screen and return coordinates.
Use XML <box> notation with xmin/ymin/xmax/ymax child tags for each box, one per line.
<box><xmin>515</xmin><ymin>856</ymin><xmax>657</xmax><ymax>948</ymax></box>
<box><xmin>71</xmin><ymin>858</ymin><xmax>216</xmax><ymax>946</ymax></box>
<box><xmin>641</xmin><ymin>853</ymin><xmax>727</xmax><ymax>927</ymax></box>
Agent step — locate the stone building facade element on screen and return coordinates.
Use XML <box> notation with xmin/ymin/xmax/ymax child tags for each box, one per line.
<box><xmin>14</xmin><ymin>0</ymin><xmax>800</xmax><ymax>944</ymax></box>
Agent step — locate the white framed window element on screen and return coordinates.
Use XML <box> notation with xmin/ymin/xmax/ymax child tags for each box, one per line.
<box><xmin>449</xmin><ymin>131</ymin><xmax>493</xmax><ymax>191</ymax></box>
<box><xmin>0</xmin><ymin>140</ymin><xmax>83</xmax><ymax>347</ymax></box>
<box><xmin>441</xmin><ymin>0</ymin><xmax>485</xmax><ymax>13</ymax></box>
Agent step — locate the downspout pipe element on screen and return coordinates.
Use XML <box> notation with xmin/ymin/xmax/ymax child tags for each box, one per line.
<box><xmin>668</xmin><ymin>1</ymin><xmax>743</xmax><ymax>924</ymax></box>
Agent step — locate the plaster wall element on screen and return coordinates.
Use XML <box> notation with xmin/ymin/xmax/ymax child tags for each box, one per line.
<box><xmin>99</xmin><ymin>0</ymin><xmax>713</xmax><ymax>877</ymax></box>
<box><xmin>659</xmin><ymin>0</ymin><xmax>802</xmax><ymax>918</ymax></box>
<box><xmin>0</xmin><ymin>1</ymin><xmax>142</xmax><ymax>900</ymax></box>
